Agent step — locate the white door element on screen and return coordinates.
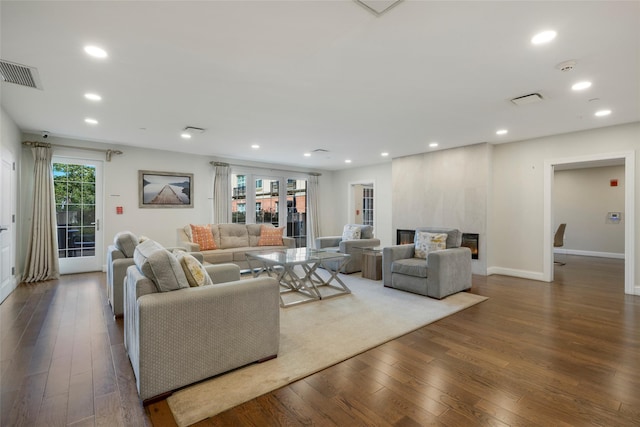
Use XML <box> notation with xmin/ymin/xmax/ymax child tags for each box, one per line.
<box><xmin>53</xmin><ymin>157</ymin><xmax>104</xmax><ymax>274</ymax></box>
<box><xmin>0</xmin><ymin>149</ymin><xmax>16</xmax><ymax>303</ymax></box>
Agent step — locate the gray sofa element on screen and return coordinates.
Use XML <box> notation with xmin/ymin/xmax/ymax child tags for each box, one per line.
<box><xmin>107</xmin><ymin>231</ymin><xmax>202</xmax><ymax>317</ymax></box>
<box><xmin>124</xmin><ymin>239</ymin><xmax>280</xmax><ymax>402</ymax></box>
<box><xmin>177</xmin><ymin>223</ymin><xmax>295</xmax><ymax>269</ymax></box>
<box><xmin>315</xmin><ymin>224</ymin><xmax>380</xmax><ymax>273</ymax></box>
<box><xmin>382</xmin><ymin>227</ymin><xmax>471</xmax><ymax>299</ymax></box>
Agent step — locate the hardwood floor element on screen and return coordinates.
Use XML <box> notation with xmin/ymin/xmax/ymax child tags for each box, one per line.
<box><xmin>1</xmin><ymin>256</ymin><xmax>638</xmax><ymax>426</ymax></box>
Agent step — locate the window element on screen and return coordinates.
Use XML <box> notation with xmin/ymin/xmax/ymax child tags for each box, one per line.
<box><xmin>362</xmin><ymin>187</ymin><xmax>374</xmax><ymax>226</ymax></box>
<box><xmin>230</xmin><ymin>172</ymin><xmax>308</xmax><ymax>246</ymax></box>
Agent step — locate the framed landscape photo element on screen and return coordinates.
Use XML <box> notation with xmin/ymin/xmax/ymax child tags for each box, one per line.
<box><xmin>138</xmin><ymin>170</ymin><xmax>193</xmax><ymax>208</ymax></box>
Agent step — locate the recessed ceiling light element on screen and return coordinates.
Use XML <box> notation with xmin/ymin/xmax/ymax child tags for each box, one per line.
<box><xmin>84</xmin><ymin>118</ymin><xmax>98</xmax><ymax>125</ymax></box>
<box><xmin>429</xmin><ymin>142</ymin><xmax>438</xmax><ymax>148</ymax></box>
<box><xmin>303</xmin><ymin>153</ymin><xmax>311</xmax><ymax>157</ymax></box>
<box><xmin>180</xmin><ymin>132</ymin><xmax>192</xmax><ymax>139</ymax></box>
<box><xmin>381</xmin><ymin>152</ymin><xmax>389</xmax><ymax>157</ymax></box>
<box><xmin>595</xmin><ymin>109</ymin><xmax>611</xmax><ymax>117</ymax></box>
<box><xmin>84</xmin><ymin>45</ymin><xmax>108</xmax><ymax>58</ymax></box>
<box><xmin>531</xmin><ymin>30</ymin><xmax>557</xmax><ymax>45</ymax></box>
<box><xmin>251</xmin><ymin>144</ymin><xmax>260</xmax><ymax>149</ymax></box>
<box><xmin>496</xmin><ymin>129</ymin><xmax>508</xmax><ymax>135</ymax></box>
<box><xmin>84</xmin><ymin>93</ymin><xmax>102</xmax><ymax>101</ymax></box>
<box><xmin>572</xmin><ymin>81</ymin><xmax>592</xmax><ymax>91</ymax></box>
<box><xmin>345</xmin><ymin>159</ymin><xmax>352</xmax><ymax>164</ymax></box>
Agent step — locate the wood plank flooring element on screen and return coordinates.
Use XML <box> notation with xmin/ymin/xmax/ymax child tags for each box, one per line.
<box><xmin>1</xmin><ymin>256</ymin><xmax>638</xmax><ymax>426</ymax></box>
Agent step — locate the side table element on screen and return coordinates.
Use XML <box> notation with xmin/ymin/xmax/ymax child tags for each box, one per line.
<box><xmin>360</xmin><ymin>246</ymin><xmax>383</xmax><ymax>281</ymax></box>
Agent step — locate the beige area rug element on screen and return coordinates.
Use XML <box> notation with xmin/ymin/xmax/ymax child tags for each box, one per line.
<box><xmin>167</xmin><ymin>272</ymin><xmax>487</xmax><ymax>426</ymax></box>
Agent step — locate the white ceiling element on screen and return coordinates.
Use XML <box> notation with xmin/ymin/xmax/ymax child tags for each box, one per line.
<box><xmin>1</xmin><ymin>1</ymin><xmax>639</xmax><ymax>171</ymax></box>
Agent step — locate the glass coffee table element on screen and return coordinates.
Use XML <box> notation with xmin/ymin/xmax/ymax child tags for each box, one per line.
<box><xmin>246</xmin><ymin>248</ymin><xmax>352</xmax><ymax>307</ymax></box>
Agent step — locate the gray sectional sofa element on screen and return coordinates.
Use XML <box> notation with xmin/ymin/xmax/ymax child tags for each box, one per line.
<box><xmin>177</xmin><ymin>223</ymin><xmax>295</xmax><ymax>269</ymax></box>
<box><xmin>124</xmin><ymin>238</ymin><xmax>280</xmax><ymax>402</ymax></box>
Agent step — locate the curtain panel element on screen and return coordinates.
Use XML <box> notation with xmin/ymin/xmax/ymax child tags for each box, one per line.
<box><xmin>23</xmin><ymin>145</ymin><xmax>60</xmax><ymax>282</ymax></box>
<box><xmin>307</xmin><ymin>174</ymin><xmax>320</xmax><ymax>247</ymax></box>
<box><xmin>212</xmin><ymin>163</ymin><xmax>231</xmax><ymax>224</ymax></box>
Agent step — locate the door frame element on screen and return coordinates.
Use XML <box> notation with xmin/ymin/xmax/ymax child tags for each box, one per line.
<box><xmin>53</xmin><ymin>155</ymin><xmax>105</xmax><ymax>274</ymax></box>
<box><xmin>0</xmin><ymin>147</ymin><xmax>17</xmax><ymax>303</ymax></box>
<box><xmin>543</xmin><ymin>151</ymin><xmax>635</xmax><ymax>295</ymax></box>
<box><xmin>348</xmin><ymin>180</ymin><xmax>376</xmax><ymax>229</ymax></box>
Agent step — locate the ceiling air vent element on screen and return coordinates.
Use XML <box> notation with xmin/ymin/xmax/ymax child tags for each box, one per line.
<box><xmin>0</xmin><ymin>59</ymin><xmax>43</xmax><ymax>90</ymax></box>
<box><xmin>511</xmin><ymin>93</ymin><xmax>543</xmax><ymax>106</ymax></box>
<box><xmin>355</xmin><ymin>0</ymin><xmax>403</xmax><ymax>16</ymax></box>
<box><xmin>312</xmin><ymin>148</ymin><xmax>329</xmax><ymax>153</ymax></box>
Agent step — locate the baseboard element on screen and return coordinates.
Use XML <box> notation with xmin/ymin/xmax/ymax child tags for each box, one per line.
<box><xmin>486</xmin><ymin>267</ymin><xmax>547</xmax><ymax>282</ymax></box>
<box><xmin>554</xmin><ymin>248</ymin><xmax>624</xmax><ymax>259</ymax></box>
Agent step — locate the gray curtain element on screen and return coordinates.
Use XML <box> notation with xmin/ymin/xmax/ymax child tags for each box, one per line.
<box><xmin>212</xmin><ymin>163</ymin><xmax>231</xmax><ymax>224</ymax></box>
<box><xmin>23</xmin><ymin>145</ymin><xmax>60</xmax><ymax>282</ymax></box>
<box><xmin>307</xmin><ymin>174</ymin><xmax>320</xmax><ymax>248</ymax></box>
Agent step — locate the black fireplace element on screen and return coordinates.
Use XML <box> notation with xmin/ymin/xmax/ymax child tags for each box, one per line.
<box><xmin>396</xmin><ymin>229</ymin><xmax>479</xmax><ymax>260</ymax></box>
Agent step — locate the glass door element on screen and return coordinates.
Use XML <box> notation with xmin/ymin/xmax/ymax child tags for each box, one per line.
<box><xmin>53</xmin><ymin>157</ymin><xmax>103</xmax><ymax>274</ymax></box>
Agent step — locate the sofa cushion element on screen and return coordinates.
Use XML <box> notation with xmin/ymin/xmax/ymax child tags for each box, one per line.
<box><xmin>392</xmin><ymin>258</ymin><xmax>429</xmax><ymax>278</ymax></box>
<box><xmin>414</xmin><ymin>231</ymin><xmax>447</xmax><ymax>259</ymax></box>
<box><xmin>219</xmin><ymin>224</ymin><xmax>250</xmax><ymax>248</ymax></box>
<box><xmin>247</xmin><ymin>224</ymin><xmax>263</xmax><ymax>246</ymax></box>
<box><xmin>189</xmin><ymin>224</ymin><xmax>217</xmax><ymax>250</ymax></box>
<box><xmin>134</xmin><ymin>239</ymin><xmax>189</xmax><ymax>292</ymax></box>
<box><xmin>342</xmin><ymin>224</ymin><xmax>361</xmax><ymax>241</ymax></box>
<box><xmin>258</xmin><ymin>225</ymin><xmax>285</xmax><ymax>246</ymax></box>
<box><xmin>175</xmin><ymin>252</ymin><xmax>213</xmax><ymax>287</ymax></box>
<box><xmin>113</xmin><ymin>231</ymin><xmax>139</xmax><ymax>258</ymax></box>
<box><xmin>359</xmin><ymin>225</ymin><xmax>374</xmax><ymax>240</ymax></box>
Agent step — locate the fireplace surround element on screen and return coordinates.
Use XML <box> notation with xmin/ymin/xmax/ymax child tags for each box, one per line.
<box><xmin>396</xmin><ymin>229</ymin><xmax>479</xmax><ymax>260</ymax></box>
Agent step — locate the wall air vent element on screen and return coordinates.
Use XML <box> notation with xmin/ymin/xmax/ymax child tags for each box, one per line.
<box><xmin>511</xmin><ymin>93</ymin><xmax>543</xmax><ymax>106</ymax></box>
<box><xmin>0</xmin><ymin>59</ymin><xmax>43</xmax><ymax>90</ymax></box>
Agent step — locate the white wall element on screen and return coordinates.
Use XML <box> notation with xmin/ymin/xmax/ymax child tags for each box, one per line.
<box><xmin>490</xmin><ymin>122</ymin><xmax>639</xmax><ymax>290</ymax></box>
<box><xmin>554</xmin><ymin>165</ymin><xmax>625</xmax><ymax>257</ymax></box>
<box><xmin>391</xmin><ymin>143</ymin><xmax>491</xmax><ymax>275</ymax></box>
<box><xmin>18</xmin><ymin>134</ymin><xmax>333</xmax><ymax>271</ymax></box>
<box><xmin>325</xmin><ymin>162</ymin><xmax>393</xmax><ymax>247</ymax></box>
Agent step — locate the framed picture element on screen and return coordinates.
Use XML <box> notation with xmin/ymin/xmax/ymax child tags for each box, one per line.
<box><xmin>138</xmin><ymin>170</ymin><xmax>193</xmax><ymax>208</ymax></box>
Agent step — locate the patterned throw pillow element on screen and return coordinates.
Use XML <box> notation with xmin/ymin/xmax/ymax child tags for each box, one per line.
<box><xmin>189</xmin><ymin>224</ymin><xmax>217</xmax><ymax>250</ymax></box>
<box><xmin>414</xmin><ymin>231</ymin><xmax>447</xmax><ymax>259</ymax></box>
<box><xmin>341</xmin><ymin>225</ymin><xmax>361</xmax><ymax>241</ymax></box>
<box><xmin>258</xmin><ymin>225</ymin><xmax>285</xmax><ymax>246</ymax></box>
<box><xmin>175</xmin><ymin>252</ymin><xmax>214</xmax><ymax>287</ymax></box>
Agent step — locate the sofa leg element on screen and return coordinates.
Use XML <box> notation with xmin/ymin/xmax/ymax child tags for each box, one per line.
<box><xmin>257</xmin><ymin>354</ymin><xmax>277</xmax><ymax>363</ymax></box>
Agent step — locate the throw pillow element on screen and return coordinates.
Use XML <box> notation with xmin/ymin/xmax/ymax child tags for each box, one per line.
<box><xmin>133</xmin><ymin>239</ymin><xmax>189</xmax><ymax>292</ymax></box>
<box><xmin>258</xmin><ymin>225</ymin><xmax>285</xmax><ymax>246</ymax></box>
<box><xmin>113</xmin><ymin>231</ymin><xmax>138</xmax><ymax>258</ymax></box>
<box><xmin>175</xmin><ymin>252</ymin><xmax>213</xmax><ymax>287</ymax></box>
<box><xmin>189</xmin><ymin>224</ymin><xmax>217</xmax><ymax>250</ymax></box>
<box><xmin>342</xmin><ymin>224</ymin><xmax>361</xmax><ymax>241</ymax></box>
<box><xmin>414</xmin><ymin>231</ymin><xmax>448</xmax><ymax>259</ymax></box>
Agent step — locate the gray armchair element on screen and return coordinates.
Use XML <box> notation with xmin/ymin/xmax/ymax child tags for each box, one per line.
<box><xmin>382</xmin><ymin>227</ymin><xmax>471</xmax><ymax>299</ymax></box>
<box><xmin>315</xmin><ymin>224</ymin><xmax>380</xmax><ymax>273</ymax></box>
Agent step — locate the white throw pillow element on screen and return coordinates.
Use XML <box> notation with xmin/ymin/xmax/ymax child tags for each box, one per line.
<box><xmin>414</xmin><ymin>231</ymin><xmax>447</xmax><ymax>259</ymax></box>
<box><xmin>342</xmin><ymin>225</ymin><xmax>361</xmax><ymax>241</ymax></box>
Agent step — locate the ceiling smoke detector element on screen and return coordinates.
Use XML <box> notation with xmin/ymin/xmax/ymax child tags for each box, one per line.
<box><xmin>510</xmin><ymin>93</ymin><xmax>544</xmax><ymax>106</ymax></box>
<box><xmin>556</xmin><ymin>60</ymin><xmax>577</xmax><ymax>72</ymax></box>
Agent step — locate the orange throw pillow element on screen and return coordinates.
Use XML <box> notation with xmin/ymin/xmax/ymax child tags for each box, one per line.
<box><xmin>189</xmin><ymin>224</ymin><xmax>217</xmax><ymax>250</ymax></box>
<box><xmin>258</xmin><ymin>225</ymin><xmax>285</xmax><ymax>246</ymax></box>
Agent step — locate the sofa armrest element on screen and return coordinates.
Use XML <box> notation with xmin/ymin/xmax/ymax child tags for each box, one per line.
<box><xmin>134</xmin><ymin>277</ymin><xmax>280</xmax><ymax>401</ymax></box>
<box><xmin>339</xmin><ymin>238</ymin><xmax>380</xmax><ymax>254</ymax></box>
<box><xmin>205</xmin><ymin>263</ymin><xmax>241</xmax><ymax>283</ymax></box>
<box><xmin>176</xmin><ymin>227</ymin><xmax>200</xmax><ymax>251</ymax></box>
<box><xmin>316</xmin><ymin>236</ymin><xmax>341</xmax><ymax>249</ymax></box>
<box><xmin>283</xmin><ymin>236</ymin><xmax>296</xmax><ymax>249</ymax></box>
<box><xmin>426</xmin><ymin>247</ymin><xmax>472</xmax><ymax>299</ymax></box>
<box><xmin>382</xmin><ymin>245</ymin><xmax>415</xmax><ymax>287</ymax></box>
